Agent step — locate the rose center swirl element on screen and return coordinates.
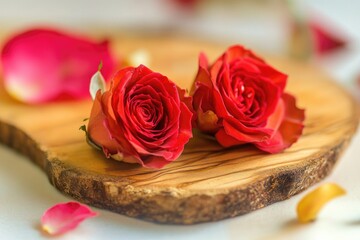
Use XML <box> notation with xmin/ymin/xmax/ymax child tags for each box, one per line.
<box><xmin>229</xmin><ymin>75</ymin><xmax>261</xmax><ymax>117</ymax></box>
<box><xmin>125</xmin><ymin>84</ymin><xmax>168</xmax><ymax>136</ymax></box>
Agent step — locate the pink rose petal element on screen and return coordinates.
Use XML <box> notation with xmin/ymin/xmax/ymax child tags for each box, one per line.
<box><xmin>41</xmin><ymin>202</ymin><xmax>97</xmax><ymax>236</ymax></box>
<box><xmin>1</xmin><ymin>28</ymin><xmax>116</xmax><ymax>103</ymax></box>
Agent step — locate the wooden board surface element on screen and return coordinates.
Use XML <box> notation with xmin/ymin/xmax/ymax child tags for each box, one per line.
<box><xmin>0</xmin><ymin>35</ymin><xmax>359</xmax><ymax>224</ymax></box>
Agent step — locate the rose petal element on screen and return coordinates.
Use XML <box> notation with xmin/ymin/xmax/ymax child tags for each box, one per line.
<box><xmin>255</xmin><ymin>93</ymin><xmax>305</xmax><ymax>153</ymax></box>
<box><xmin>88</xmin><ymin>91</ymin><xmax>120</xmax><ymax>155</ymax></box>
<box><xmin>309</xmin><ymin>20</ymin><xmax>348</xmax><ymax>55</ymax></box>
<box><xmin>1</xmin><ymin>28</ymin><xmax>116</xmax><ymax>103</ymax></box>
<box><xmin>216</xmin><ymin>118</ymin><xmax>272</xmax><ymax>147</ymax></box>
<box><xmin>297</xmin><ymin>183</ymin><xmax>346</xmax><ymax>223</ymax></box>
<box><xmin>224</xmin><ymin>45</ymin><xmax>264</xmax><ymax>64</ymax></box>
<box><xmin>89</xmin><ymin>71</ymin><xmax>106</xmax><ymax>100</ymax></box>
<box><xmin>87</xmin><ymin>90</ymin><xmax>141</xmax><ymax>164</ymax></box>
<box><xmin>142</xmin><ymin>155</ymin><xmax>171</xmax><ymax>169</ymax></box>
<box><xmin>41</xmin><ymin>202</ymin><xmax>97</xmax><ymax>235</ymax></box>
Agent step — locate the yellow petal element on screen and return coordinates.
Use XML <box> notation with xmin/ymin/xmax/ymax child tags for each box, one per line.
<box><xmin>297</xmin><ymin>183</ymin><xmax>346</xmax><ymax>223</ymax></box>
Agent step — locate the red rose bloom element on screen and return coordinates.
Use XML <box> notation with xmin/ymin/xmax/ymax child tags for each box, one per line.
<box><xmin>87</xmin><ymin>65</ymin><xmax>193</xmax><ymax>169</ymax></box>
<box><xmin>192</xmin><ymin>45</ymin><xmax>305</xmax><ymax>153</ymax></box>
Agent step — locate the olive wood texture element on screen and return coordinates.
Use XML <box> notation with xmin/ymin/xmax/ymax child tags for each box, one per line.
<box><xmin>0</xmin><ymin>35</ymin><xmax>358</xmax><ymax>224</ymax></box>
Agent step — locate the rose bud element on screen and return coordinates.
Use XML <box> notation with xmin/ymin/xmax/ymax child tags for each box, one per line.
<box><xmin>1</xmin><ymin>28</ymin><xmax>116</xmax><ymax>103</ymax></box>
<box><xmin>192</xmin><ymin>45</ymin><xmax>305</xmax><ymax>153</ymax></box>
<box><xmin>87</xmin><ymin>65</ymin><xmax>193</xmax><ymax>169</ymax></box>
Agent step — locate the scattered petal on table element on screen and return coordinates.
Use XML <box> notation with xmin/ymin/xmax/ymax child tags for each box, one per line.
<box><xmin>1</xmin><ymin>28</ymin><xmax>116</xmax><ymax>103</ymax></box>
<box><xmin>41</xmin><ymin>202</ymin><xmax>97</xmax><ymax>235</ymax></box>
<box><xmin>309</xmin><ymin>19</ymin><xmax>348</xmax><ymax>56</ymax></box>
<box><xmin>297</xmin><ymin>183</ymin><xmax>346</xmax><ymax>223</ymax></box>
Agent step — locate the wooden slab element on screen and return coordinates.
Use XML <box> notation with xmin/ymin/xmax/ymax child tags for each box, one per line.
<box><xmin>0</xmin><ymin>35</ymin><xmax>358</xmax><ymax>224</ymax></box>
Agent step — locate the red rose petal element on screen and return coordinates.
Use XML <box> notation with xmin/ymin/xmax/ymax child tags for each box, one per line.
<box><xmin>263</xmin><ymin>96</ymin><xmax>285</xmax><ymax>133</ymax></box>
<box><xmin>177</xmin><ymin>101</ymin><xmax>194</xmax><ymax>144</ymax></box>
<box><xmin>255</xmin><ymin>93</ymin><xmax>305</xmax><ymax>153</ymax></box>
<box><xmin>88</xmin><ymin>90</ymin><xmax>141</xmax><ymax>164</ymax></box>
<box><xmin>195</xmin><ymin>53</ymin><xmax>212</xmax><ymax>86</ymax></box>
<box><xmin>1</xmin><ymin>28</ymin><xmax>116</xmax><ymax>103</ymax></box>
<box><xmin>217</xmin><ymin>117</ymin><xmax>272</xmax><ymax>147</ymax></box>
<box><xmin>142</xmin><ymin>155</ymin><xmax>171</xmax><ymax>169</ymax></box>
<box><xmin>224</xmin><ymin>45</ymin><xmax>264</xmax><ymax>64</ymax></box>
<box><xmin>309</xmin><ymin>20</ymin><xmax>348</xmax><ymax>55</ymax></box>
<box><xmin>88</xmin><ymin>91</ymin><xmax>121</xmax><ymax>155</ymax></box>
<box><xmin>215</xmin><ymin>128</ymin><xmax>247</xmax><ymax>147</ymax></box>
<box><xmin>41</xmin><ymin>202</ymin><xmax>97</xmax><ymax>236</ymax></box>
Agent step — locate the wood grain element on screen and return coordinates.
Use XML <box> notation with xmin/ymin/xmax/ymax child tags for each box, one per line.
<box><xmin>0</xmin><ymin>34</ymin><xmax>359</xmax><ymax>224</ymax></box>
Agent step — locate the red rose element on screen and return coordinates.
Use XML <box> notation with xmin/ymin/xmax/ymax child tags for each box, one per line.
<box><xmin>192</xmin><ymin>45</ymin><xmax>305</xmax><ymax>153</ymax></box>
<box><xmin>87</xmin><ymin>65</ymin><xmax>193</xmax><ymax>169</ymax></box>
